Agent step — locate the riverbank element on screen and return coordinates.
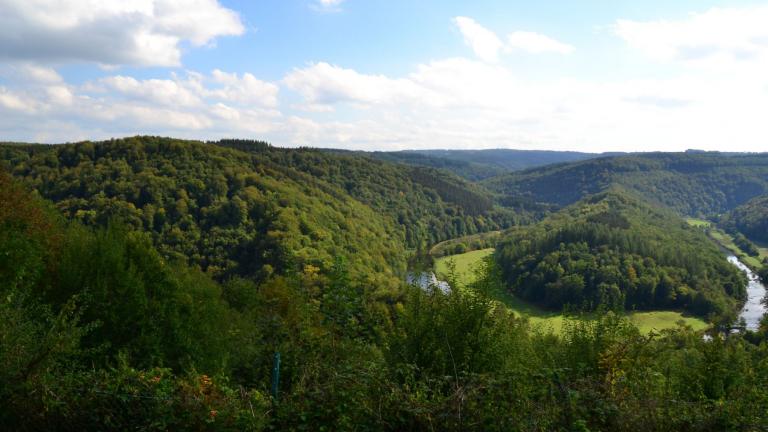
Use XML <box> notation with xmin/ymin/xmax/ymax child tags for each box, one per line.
<box><xmin>727</xmin><ymin>255</ymin><xmax>767</xmax><ymax>331</ymax></box>
<box><xmin>685</xmin><ymin>218</ymin><xmax>768</xmax><ymax>330</ymax></box>
<box><xmin>686</xmin><ymin>218</ymin><xmax>768</xmax><ymax>272</ymax></box>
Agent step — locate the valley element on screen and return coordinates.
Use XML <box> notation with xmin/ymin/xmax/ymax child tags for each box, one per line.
<box><xmin>3</xmin><ymin>137</ymin><xmax>768</xmax><ymax>431</ymax></box>
<box><xmin>6</xmin><ymin>2</ymin><xmax>768</xmax><ymax>429</ymax></box>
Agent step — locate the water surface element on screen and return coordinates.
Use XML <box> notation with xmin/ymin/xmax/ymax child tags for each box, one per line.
<box><xmin>728</xmin><ymin>255</ymin><xmax>767</xmax><ymax>331</ymax></box>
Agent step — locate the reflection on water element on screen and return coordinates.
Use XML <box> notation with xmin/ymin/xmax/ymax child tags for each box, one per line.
<box><xmin>728</xmin><ymin>255</ymin><xmax>767</xmax><ymax>331</ymax></box>
<box><xmin>406</xmin><ymin>272</ymin><xmax>450</xmax><ymax>294</ymax></box>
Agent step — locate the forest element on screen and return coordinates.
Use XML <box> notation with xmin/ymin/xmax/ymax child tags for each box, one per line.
<box><xmin>495</xmin><ymin>191</ymin><xmax>746</xmax><ymax>318</ymax></box>
<box><xmin>0</xmin><ymin>137</ymin><xmax>537</xmax><ymax>286</ymax></box>
<box><xmin>484</xmin><ymin>152</ymin><xmax>768</xmax><ymax>216</ymax></box>
<box><xmin>3</xmin><ymin>137</ymin><xmax>768</xmax><ymax>431</ymax></box>
<box><xmin>720</xmin><ymin>195</ymin><xmax>768</xmax><ymax>244</ymax></box>
<box><xmin>365</xmin><ymin>148</ymin><xmax>600</xmax><ymax>181</ymax></box>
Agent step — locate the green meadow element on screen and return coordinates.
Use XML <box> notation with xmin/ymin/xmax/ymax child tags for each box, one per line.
<box><xmin>435</xmin><ymin>248</ymin><xmax>708</xmax><ymax>334</ymax></box>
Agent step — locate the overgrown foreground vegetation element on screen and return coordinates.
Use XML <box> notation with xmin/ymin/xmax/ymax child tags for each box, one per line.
<box><xmin>4</xmin><ymin>171</ymin><xmax>768</xmax><ymax>431</ymax></box>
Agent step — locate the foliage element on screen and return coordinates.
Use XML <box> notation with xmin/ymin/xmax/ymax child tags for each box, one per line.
<box><xmin>759</xmin><ymin>266</ymin><xmax>768</xmax><ymax>284</ymax></box>
<box><xmin>368</xmin><ymin>148</ymin><xmax>598</xmax><ymax>181</ymax></box>
<box><xmin>495</xmin><ymin>190</ymin><xmax>747</xmax><ymax>318</ymax></box>
<box><xmin>720</xmin><ymin>194</ymin><xmax>768</xmax><ymax>244</ymax></box>
<box><xmin>216</xmin><ymin>139</ymin><xmax>536</xmax><ymax>247</ymax></box>
<box><xmin>0</xmin><ymin>136</ymin><xmax>538</xmax><ymax>287</ymax></box>
<box><xmin>5</xmin><ymin>147</ymin><xmax>768</xmax><ymax>431</ymax></box>
<box><xmin>485</xmin><ymin>152</ymin><xmax>768</xmax><ymax>216</ymax></box>
<box><xmin>731</xmin><ymin>231</ymin><xmax>761</xmax><ymax>257</ymax></box>
<box><xmin>430</xmin><ymin>230</ymin><xmax>501</xmax><ymax>257</ymax></box>
<box><xmin>434</xmin><ymin>248</ymin><xmax>495</xmax><ymax>286</ymax></box>
<box><xmin>0</xmin><ymin>137</ymin><xmax>407</xmax><ymax>288</ymax></box>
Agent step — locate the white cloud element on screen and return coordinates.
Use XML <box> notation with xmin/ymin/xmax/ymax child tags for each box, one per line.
<box><xmin>0</xmin><ymin>87</ymin><xmax>35</xmax><ymax>113</ymax></box>
<box><xmin>96</xmin><ymin>75</ymin><xmax>204</xmax><ymax>107</ymax></box>
<box><xmin>319</xmin><ymin>0</ymin><xmax>344</xmax><ymax>6</ymax></box>
<box><xmin>283</xmin><ymin>62</ymin><xmax>421</xmax><ymax>108</ymax></box>
<box><xmin>409</xmin><ymin>58</ymin><xmax>521</xmax><ymax>110</ymax></box>
<box><xmin>313</xmin><ymin>0</ymin><xmax>345</xmax><ymax>12</ymax></box>
<box><xmin>45</xmin><ymin>85</ymin><xmax>74</xmax><ymax>106</ymax></box>
<box><xmin>615</xmin><ymin>6</ymin><xmax>768</xmax><ymax>69</ymax></box>
<box><xmin>453</xmin><ymin>17</ymin><xmax>504</xmax><ymax>62</ymax></box>
<box><xmin>0</xmin><ymin>67</ymin><xmax>283</xmax><ymax>142</ymax></box>
<box><xmin>284</xmin><ymin>58</ymin><xmax>562</xmax><ymax>118</ymax></box>
<box><xmin>506</xmin><ymin>31</ymin><xmax>574</xmax><ymax>54</ymax></box>
<box><xmin>453</xmin><ymin>17</ymin><xmax>573</xmax><ymax>61</ymax></box>
<box><xmin>90</xmin><ymin>70</ymin><xmax>279</xmax><ymax>109</ymax></box>
<box><xmin>279</xmin><ymin>54</ymin><xmax>768</xmax><ymax>152</ymax></box>
<box><xmin>4</xmin><ymin>7</ymin><xmax>768</xmax><ymax>152</ymax></box>
<box><xmin>17</xmin><ymin>64</ymin><xmax>64</xmax><ymax>83</ymax></box>
<box><xmin>0</xmin><ymin>0</ymin><xmax>244</xmax><ymax>67</ymax></box>
<box><xmin>4</xmin><ymin>54</ymin><xmax>768</xmax><ymax>152</ymax></box>
<box><xmin>210</xmin><ymin>70</ymin><xmax>280</xmax><ymax>107</ymax></box>
<box><xmin>0</xmin><ymin>64</ymin><xmax>63</xmax><ymax>84</ymax></box>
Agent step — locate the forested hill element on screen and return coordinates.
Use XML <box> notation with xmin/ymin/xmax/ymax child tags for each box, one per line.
<box><xmin>213</xmin><ymin>139</ymin><xmax>536</xmax><ymax>246</ymax></box>
<box><xmin>364</xmin><ymin>148</ymin><xmax>603</xmax><ymax>181</ymax></box>
<box><xmin>495</xmin><ymin>190</ymin><xmax>747</xmax><ymax>318</ymax></box>
<box><xmin>720</xmin><ymin>194</ymin><xmax>768</xmax><ymax>244</ymax></box>
<box><xmin>0</xmin><ymin>136</ymin><xmax>529</xmax><ymax>284</ymax></box>
<box><xmin>0</xmin><ymin>137</ymin><xmax>408</xmax><ymax>287</ymax></box>
<box><xmin>484</xmin><ymin>152</ymin><xmax>768</xmax><ymax>216</ymax></box>
<box><xmin>6</xmin><ymin>162</ymin><xmax>768</xmax><ymax>431</ymax></box>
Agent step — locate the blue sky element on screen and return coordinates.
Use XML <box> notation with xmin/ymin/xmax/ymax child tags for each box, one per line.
<box><xmin>1</xmin><ymin>0</ymin><xmax>767</xmax><ymax>151</ymax></box>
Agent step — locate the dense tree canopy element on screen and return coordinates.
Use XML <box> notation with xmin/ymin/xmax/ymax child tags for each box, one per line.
<box><xmin>4</xmin><ymin>148</ymin><xmax>768</xmax><ymax>430</ymax></box>
<box><xmin>485</xmin><ymin>152</ymin><xmax>768</xmax><ymax>216</ymax></box>
<box><xmin>1</xmin><ymin>138</ymin><xmax>406</xmax><ymax>287</ymax></box>
<box><xmin>720</xmin><ymin>194</ymin><xmax>768</xmax><ymax>244</ymax></box>
<box><xmin>367</xmin><ymin>148</ymin><xmax>599</xmax><ymax>181</ymax></box>
<box><xmin>215</xmin><ymin>139</ymin><xmax>536</xmax><ymax>246</ymax></box>
<box><xmin>496</xmin><ymin>191</ymin><xmax>747</xmax><ymax>317</ymax></box>
<box><xmin>0</xmin><ymin>137</ymin><xmax>534</xmax><ymax>287</ymax></box>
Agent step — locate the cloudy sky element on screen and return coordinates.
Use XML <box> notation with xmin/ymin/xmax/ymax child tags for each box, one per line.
<box><xmin>1</xmin><ymin>0</ymin><xmax>767</xmax><ymax>152</ymax></box>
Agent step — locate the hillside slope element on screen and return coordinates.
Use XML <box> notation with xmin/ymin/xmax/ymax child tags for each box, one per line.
<box><xmin>720</xmin><ymin>195</ymin><xmax>768</xmax><ymax>244</ymax></box>
<box><xmin>484</xmin><ymin>152</ymin><xmax>768</xmax><ymax>216</ymax></box>
<box><xmin>214</xmin><ymin>139</ymin><xmax>536</xmax><ymax>247</ymax></box>
<box><xmin>367</xmin><ymin>148</ymin><xmax>602</xmax><ymax>180</ymax></box>
<box><xmin>0</xmin><ymin>137</ymin><xmax>535</xmax><ymax>285</ymax></box>
<box><xmin>1</xmin><ymin>137</ymin><xmax>407</xmax><ymax>286</ymax></box>
<box><xmin>495</xmin><ymin>190</ymin><xmax>746</xmax><ymax>317</ymax></box>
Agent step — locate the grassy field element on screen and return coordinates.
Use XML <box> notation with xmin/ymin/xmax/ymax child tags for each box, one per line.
<box><xmin>685</xmin><ymin>217</ymin><xmax>711</xmax><ymax>227</ymax></box>
<box><xmin>435</xmin><ymin>248</ymin><xmax>709</xmax><ymax>334</ymax></box>
<box><xmin>430</xmin><ymin>231</ymin><xmax>502</xmax><ymax>257</ymax></box>
<box><xmin>434</xmin><ymin>248</ymin><xmax>494</xmax><ymax>285</ymax></box>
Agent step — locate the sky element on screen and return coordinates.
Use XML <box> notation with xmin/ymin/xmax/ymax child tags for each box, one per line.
<box><xmin>1</xmin><ymin>0</ymin><xmax>768</xmax><ymax>152</ymax></box>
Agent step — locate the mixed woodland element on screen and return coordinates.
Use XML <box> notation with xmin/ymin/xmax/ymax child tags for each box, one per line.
<box><xmin>3</xmin><ymin>137</ymin><xmax>768</xmax><ymax>430</ymax></box>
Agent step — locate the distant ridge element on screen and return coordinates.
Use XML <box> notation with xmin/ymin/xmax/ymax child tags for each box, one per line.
<box><xmin>360</xmin><ymin>148</ymin><xmax>612</xmax><ymax>181</ymax></box>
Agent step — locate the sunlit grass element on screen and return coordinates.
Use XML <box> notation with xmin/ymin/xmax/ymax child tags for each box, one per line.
<box><xmin>435</xmin><ymin>248</ymin><xmax>709</xmax><ymax>335</ymax></box>
<box><xmin>685</xmin><ymin>217</ymin><xmax>711</xmax><ymax>227</ymax></box>
<box><xmin>434</xmin><ymin>248</ymin><xmax>494</xmax><ymax>285</ymax></box>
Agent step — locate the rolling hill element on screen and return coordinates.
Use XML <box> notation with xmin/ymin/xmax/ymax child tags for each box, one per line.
<box><xmin>484</xmin><ymin>152</ymin><xmax>768</xmax><ymax>216</ymax></box>
<box><xmin>495</xmin><ymin>190</ymin><xmax>747</xmax><ymax>317</ymax></box>
<box><xmin>366</xmin><ymin>148</ymin><xmax>604</xmax><ymax>180</ymax></box>
<box><xmin>0</xmin><ymin>137</ymin><xmax>536</xmax><ymax>286</ymax></box>
<box><xmin>720</xmin><ymin>194</ymin><xmax>768</xmax><ymax>244</ymax></box>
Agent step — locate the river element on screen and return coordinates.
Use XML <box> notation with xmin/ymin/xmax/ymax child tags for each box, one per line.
<box><xmin>728</xmin><ymin>255</ymin><xmax>767</xmax><ymax>331</ymax></box>
<box><xmin>406</xmin><ymin>272</ymin><xmax>450</xmax><ymax>294</ymax></box>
